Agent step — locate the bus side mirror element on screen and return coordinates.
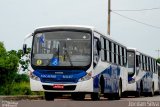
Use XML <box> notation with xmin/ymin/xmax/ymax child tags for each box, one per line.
<box><xmin>97</xmin><ymin>40</ymin><xmax>101</xmax><ymax>51</ymax></box>
<box><xmin>23</xmin><ymin>44</ymin><xmax>27</xmax><ymax>54</ymax></box>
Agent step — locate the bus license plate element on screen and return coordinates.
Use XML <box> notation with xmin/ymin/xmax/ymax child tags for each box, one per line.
<box><xmin>53</xmin><ymin>85</ymin><xmax>64</xmax><ymax>89</ymax></box>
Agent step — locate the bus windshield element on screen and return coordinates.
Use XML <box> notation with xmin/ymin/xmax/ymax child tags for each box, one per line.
<box><xmin>127</xmin><ymin>51</ymin><xmax>135</xmax><ymax>77</ymax></box>
<box><xmin>31</xmin><ymin>30</ymin><xmax>91</xmax><ymax>67</ymax></box>
<box><xmin>127</xmin><ymin>51</ymin><xmax>135</xmax><ymax>68</ymax></box>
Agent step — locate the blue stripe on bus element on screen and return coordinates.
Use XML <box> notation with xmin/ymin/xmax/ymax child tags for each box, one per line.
<box><xmin>135</xmin><ymin>71</ymin><xmax>154</xmax><ymax>92</ymax></box>
<box><xmin>33</xmin><ymin>70</ymin><xmax>87</xmax><ymax>83</ymax></box>
<box><xmin>142</xmin><ymin>71</ymin><xmax>153</xmax><ymax>92</ymax></box>
<box><xmin>93</xmin><ymin>65</ymin><xmax>120</xmax><ymax>93</ymax></box>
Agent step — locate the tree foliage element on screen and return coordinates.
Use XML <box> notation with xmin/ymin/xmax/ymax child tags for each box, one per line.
<box><xmin>0</xmin><ymin>42</ymin><xmax>19</xmax><ymax>86</ymax></box>
<box><xmin>0</xmin><ymin>41</ymin><xmax>34</xmax><ymax>95</ymax></box>
<box><xmin>157</xmin><ymin>58</ymin><xmax>160</xmax><ymax>63</ymax></box>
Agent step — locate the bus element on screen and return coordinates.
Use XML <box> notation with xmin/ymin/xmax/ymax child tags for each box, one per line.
<box><xmin>23</xmin><ymin>25</ymin><xmax>128</xmax><ymax>100</ymax></box>
<box><xmin>126</xmin><ymin>48</ymin><xmax>159</xmax><ymax>97</ymax></box>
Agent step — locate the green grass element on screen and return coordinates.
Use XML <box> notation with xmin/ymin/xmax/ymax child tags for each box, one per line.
<box><xmin>0</xmin><ymin>82</ymin><xmax>43</xmax><ymax>95</ymax></box>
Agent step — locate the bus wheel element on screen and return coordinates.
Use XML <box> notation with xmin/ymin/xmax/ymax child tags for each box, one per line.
<box><xmin>150</xmin><ymin>83</ymin><xmax>154</xmax><ymax>97</ymax></box>
<box><xmin>135</xmin><ymin>91</ymin><xmax>140</xmax><ymax>97</ymax></box>
<box><xmin>135</xmin><ymin>83</ymin><xmax>140</xmax><ymax>97</ymax></box>
<box><xmin>140</xmin><ymin>81</ymin><xmax>143</xmax><ymax>96</ymax></box>
<box><xmin>144</xmin><ymin>92</ymin><xmax>148</xmax><ymax>97</ymax></box>
<box><xmin>107</xmin><ymin>94</ymin><xmax>114</xmax><ymax>100</ymax></box>
<box><xmin>44</xmin><ymin>92</ymin><xmax>55</xmax><ymax>101</ymax></box>
<box><xmin>115</xmin><ymin>80</ymin><xmax>122</xmax><ymax>100</ymax></box>
<box><xmin>71</xmin><ymin>93</ymin><xmax>85</xmax><ymax>100</ymax></box>
<box><xmin>91</xmin><ymin>92</ymin><xmax>100</xmax><ymax>101</ymax></box>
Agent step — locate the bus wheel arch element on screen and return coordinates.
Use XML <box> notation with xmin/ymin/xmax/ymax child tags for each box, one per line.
<box><xmin>91</xmin><ymin>75</ymin><xmax>104</xmax><ymax>100</ymax></box>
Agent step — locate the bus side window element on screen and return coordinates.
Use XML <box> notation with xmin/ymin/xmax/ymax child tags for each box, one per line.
<box><xmin>140</xmin><ymin>55</ymin><xmax>143</xmax><ymax>70</ymax></box>
<box><xmin>136</xmin><ymin>55</ymin><xmax>140</xmax><ymax>67</ymax></box>
<box><xmin>93</xmin><ymin>37</ymin><xmax>100</xmax><ymax>67</ymax></box>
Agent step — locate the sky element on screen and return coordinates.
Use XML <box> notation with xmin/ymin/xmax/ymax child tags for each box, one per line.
<box><xmin>0</xmin><ymin>0</ymin><xmax>160</xmax><ymax>58</ymax></box>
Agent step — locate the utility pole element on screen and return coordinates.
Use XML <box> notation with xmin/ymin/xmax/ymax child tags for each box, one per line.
<box><xmin>156</xmin><ymin>49</ymin><xmax>160</xmax><ymax>58</ymax></box>
<box><xmin>107</xmin><ymin>0</ymin><xmax>111</xmax><ymax>36</ymax></box>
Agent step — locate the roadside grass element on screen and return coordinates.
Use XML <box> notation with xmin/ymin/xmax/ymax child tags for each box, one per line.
<box><xmin>0</xmin><ymin>82</ymin><xmax>43</xmax><ymax>96</ymax></box>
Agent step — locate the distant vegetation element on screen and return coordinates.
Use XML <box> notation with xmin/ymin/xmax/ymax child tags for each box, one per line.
<box><xmin>0</xmin><ymin>41</ymin><xmax>42</xmax><ymax>95</ymax></box>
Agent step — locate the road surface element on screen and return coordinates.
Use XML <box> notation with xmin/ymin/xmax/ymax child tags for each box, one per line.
<box><xmin>1</xmin><ymin>95</ymin><xmax>160</xmax><ymax>107</ymax></box>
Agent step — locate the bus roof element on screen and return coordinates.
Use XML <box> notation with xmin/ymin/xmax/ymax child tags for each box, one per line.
<box><xmin>127</xmin><ymin>47</ymin><xmax>156</xmax><ymax>60</ymax></box>
<box><xmin>34</xmin><ymin>25</ymin><xmax>127</xmax><ymax>48</ymax></box>
<box><xmin>95</xmin><ymin>30</ymin><xmax>127</xmax><ymax>48</ymax></box>
<box><xmin>35</xmin><ymin>25</ymin><xmax>95</xmax><ymax>32</ymax></box>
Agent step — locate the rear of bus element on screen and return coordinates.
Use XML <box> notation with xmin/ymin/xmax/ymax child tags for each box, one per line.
<box><xmin>126</xmin><ymin>48</ymin><xmax>140</xmax><ymax>96</ymax></box>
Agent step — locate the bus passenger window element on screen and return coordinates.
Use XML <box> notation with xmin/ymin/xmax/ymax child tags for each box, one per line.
<box><xmin>109</xmin><ymin>41</ymin><xmax>112</xmax><ymax>62</ymax></box>
<box><xmin>100</xmin><ymin>37</ymin><xmax>106</xmax><ymax>61</ymax></box>
<box><xmin>111</xmin><ymin>43</ymin><xmax>114</xmax><ymax>63</ymax></box>
<box><xmin>94</xmin><ymin>38</ymin><xmax>100</xmax><ymax>67</ymax></box>
<box><xmin>136</xmin><ymin>55</ymin><xmax>140</xmax><ymax>67</ymax></box>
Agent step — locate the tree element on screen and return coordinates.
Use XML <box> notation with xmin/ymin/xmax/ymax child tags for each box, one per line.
<box><xmin>0</xmin><ymin>42</ymin><xmax>19</xmax><ymax>86</ymax></box>
<box><xmin>157</xmin><ymin>58</ymin><xmax>160</xmax><ymax>63</ymax></box>
<box><xmin>0</xmin><ymin>42</ymin><xmax>7</xmax><ymax>69</ymax></box>
<box><xmin>0</xmin><ymin>41</ymin><xmax>33</xmax><ymax>95</ymax></box>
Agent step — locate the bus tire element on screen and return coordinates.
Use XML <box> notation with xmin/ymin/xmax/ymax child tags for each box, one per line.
<box><xmin>140</xmin><ymin>81</ymin><xmax>143</xmax><ymax>96</ymax></box>
<box><xmin>91</xmin><ymin>93</ymin><xmax>100</xmax><ymax>101</ymax></box>
<box><xmin>44</xmin><ymin>92</ymin><xmax>55</xmax><ymax>101</ymax></box>
<box><xmin>115</xmin><ymin>79</ymin><xmax>122</xmax><ymax>100</ymax></box>
<box><xmin>71</xmin><ymin>93</ymin><xmax>77</xmax><ymax>100</ymax></box>
<box><xmin>71</xmin><ymin>93</ymin><xmax>85</xmax><ymax>100</ymax></box>
<box><xmin>135</xmin><ymin>83</ymin><xmax>141</xmax><ymax>97</ymax></box>
<box><xmin>100</xmin><ymin>75</ymin><xmax>104</xmax><ymax>94</ymax></box>
<box><xmin>135</xmin><ymin>91</ymin><xmax>140</xmax><ymax>97</ymax></box>
<box><xmin>107</xmin><ymin>94</ymin><xmax>114</xmax><ymax>100</ymax></box>
<box><xmin>144</xmin><ymin>92</ymin><xmax>148</xmax><ymax>97</ymax></box>
<box><xmin>150</xmin><ymin>83</ymin><xmax>154</xmax><ymax>97</ymax></box>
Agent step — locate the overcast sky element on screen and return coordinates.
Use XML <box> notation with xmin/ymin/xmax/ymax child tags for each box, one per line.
<box><xmin>0</xmin><ymin>0</ymin><xmax>160</xmax><ymax>58</ymax></box>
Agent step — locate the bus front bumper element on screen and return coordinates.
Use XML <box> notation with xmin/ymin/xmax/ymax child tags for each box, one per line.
<box><xmin>30</xmin><ymin>78</ymin><xmax>94</xmax><ymax>92</ymax></box>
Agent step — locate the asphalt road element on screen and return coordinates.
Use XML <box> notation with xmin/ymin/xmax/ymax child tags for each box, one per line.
<box><xmin>1</xmin><ymin>95</ymin><xmax>160</xmax><ymax>107</ymax></box>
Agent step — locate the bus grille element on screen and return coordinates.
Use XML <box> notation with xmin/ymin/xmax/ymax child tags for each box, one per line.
<box><xmin>42</xmin><ymin>85</ymin><xmax>76</xmax><ymax>90</ymax></box>
<box><xmin>41</xmin><ymin>78</ymin><xmax>77</xmax><ymax>83</ymax></box>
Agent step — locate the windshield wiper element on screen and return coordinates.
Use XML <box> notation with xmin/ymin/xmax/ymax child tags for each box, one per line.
<box><xmin>57</xmin><ymin>44</ymin><xmax>60</xmax><ymax>63</ymax></box>
<box><xmin>45</xmin><ymin>44</ymin><xmax>60</xmax><ymax>66</ymax></box>
<box><xmin>64</xmin><ymin>42</ymin><xmax>73</xmax><ymax>66</ymax></box>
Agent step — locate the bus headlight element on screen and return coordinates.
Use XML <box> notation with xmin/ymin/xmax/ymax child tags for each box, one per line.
<box><xmin>30</xmin><ymin>72</ymin><xmax>40</xmax><ymax>81</ymax></box>
<box><xmin>78</xmin><ymin>72</ymin><xmax>92</xmax><ymax>82</ymax></box>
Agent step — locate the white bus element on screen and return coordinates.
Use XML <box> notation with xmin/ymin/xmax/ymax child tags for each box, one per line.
<box><xmin>23</xmin><ymin>25</ymin><xmax>128</xmax><ymax>100</ymax></box>
<box><xmin>126</xmin><ymin>48</ymin><xmax>159</xmax><ymax>97</ymax></box>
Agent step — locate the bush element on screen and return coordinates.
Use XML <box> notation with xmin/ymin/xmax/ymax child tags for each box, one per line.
<box><xmin>0</xmin><ymin>82</ymin><xmax>43</xmax><ymax>95</ymax></box>
<box><xmin>14</xmin><ymin>74</ymin><xmax>29</xmax><ymax>83</ymax></box>
<box><xmin>11</xmin><ymin>82</ymin><xmax>32</xmax><ymax>95</ymax></box>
